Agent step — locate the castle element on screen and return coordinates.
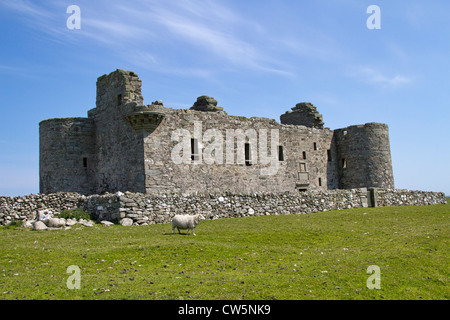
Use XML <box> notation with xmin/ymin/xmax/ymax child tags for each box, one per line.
<box><xmin>39</xmin><ymin>69</ymin><xmax>394</xmax><ymax>196</ymax></box>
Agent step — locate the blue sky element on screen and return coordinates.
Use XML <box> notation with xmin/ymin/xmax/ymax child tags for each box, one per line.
<box><xmin>0</xmin><ymin>0</ymin><xmax>449</xmax><ymax>196</ymax></box>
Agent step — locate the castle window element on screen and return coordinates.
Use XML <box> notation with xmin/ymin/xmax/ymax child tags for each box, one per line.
<box><xmin>83</xmin><ymin>157</ymin><xmax>88</xmax><ymax>168</ymax></box>
<box><xmin>318</xmin><ymin>178</ymin><xmax>322</xmax><ymax>186</ymax></box>
<box><xmin>314</xmin><ymin>142</ymin><xmax>317</xmax><ymax>150</ymax></box>
<box><xmin>278</xmin><ymin>146</ymin><xmax>284</xmax><ymax>161</ymax></box>
<box><xmin>342</xmin><ymin>158</ymin><xmax>347</xmax><ymax>169</ymax></box>
<box><xmin>302</xmin><ymin>151</ymin><xmax>307</xmax><ymax>160</ymax></box>
<box><xmin>327</xmin><ymin>150</ymin><xmax>332</xmax><ymax>162</ymax></box>
<box><xmin>117</xmin><ymin>94</ymin><xmax>122</xmax><ymax>106</ymax></box>
<box><xmin>343</xmin><ymin>130</ymin><xmax>348</xmax><ymax>136</ymax></box>
<box><xmin>299</xmin><ymin>163</ymin><xmax>307</xmax><ymax>172</ymax></box>
<box><xmin>191</xmin><ymin>138</ymin><xmax>200</xmax><ymax>161</ymax></box>
<box><xmin>245</xmin><ymin>143</ymin><xmax>252</xmax><ymax>166</ymax></box>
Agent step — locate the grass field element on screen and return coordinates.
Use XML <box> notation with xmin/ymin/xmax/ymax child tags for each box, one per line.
<box><xmin>0</xmin><ymin>202</ymin><xmax>448</xmax><ymax>300</ymax></box>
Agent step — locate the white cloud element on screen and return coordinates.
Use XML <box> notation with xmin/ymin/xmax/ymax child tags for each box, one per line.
<box><xmin>0</xmin><ymin>0</ymin><xmax>52</xmax><ymax>18</ymax></box>
<box><xmin>0</xmin><ymin>0</ymin><xmax>303</xmax><ymax>78</ymax></box>
<box><xmin>349</xmin><ymin>66</ymin><xmax>413</xmax><ymax>87</ymax></box>
<box><xmin>139</xmin><ymin>1</ymin><xmax>291</xmax><ymax>75</ymax></box>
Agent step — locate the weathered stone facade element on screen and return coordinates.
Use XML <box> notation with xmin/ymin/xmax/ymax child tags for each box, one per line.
<box><xmin>39</xmin><ymin>69</ymin><xmax>395</xmax><ymax>195</ymax></box>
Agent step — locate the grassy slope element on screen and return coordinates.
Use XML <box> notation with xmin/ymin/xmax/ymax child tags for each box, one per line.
<box><xmin>0</xmin><ymin>204</ymin><xmax>448</xmax><ymax>300</ymax></box>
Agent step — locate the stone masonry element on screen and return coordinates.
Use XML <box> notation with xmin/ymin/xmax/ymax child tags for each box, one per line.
<box><xmin>39</xmin><ymin>69</ymin><xmax>395</xmax><ymax>196</ymax></box>
<box><xmin>0</xmin><ymin>189</ymin><xmax>446</xmax><ymax>226</ymax></box>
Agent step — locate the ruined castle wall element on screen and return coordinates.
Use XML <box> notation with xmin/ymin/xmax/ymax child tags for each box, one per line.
<box><xmin>334</xmin><ymin>123</ymin><xmax>394</xmax><ymax>189</ymax></box>
<box><xmin>140</xmin><ymin>105</ymin><xmax>339</xmax><ymax>194</ymax></box>
<box><xmin>38</xmin><ymin>69</ymin><xmax>396</xmax><ymax>196</ymax></box>
<box><xmin>39</xmin><ymin>117</ymin><xmax>95</xmax><ymax>195</ymax></box>
<box><xmin>87</xmin><ymin>70</ymin><xmax>146</xmax><ymax>194</ymax></box>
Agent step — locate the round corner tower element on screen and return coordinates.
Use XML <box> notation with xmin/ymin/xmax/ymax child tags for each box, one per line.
<box><xmin>334</xmin><ymin>122</ymin><xmax>394</xmax><ymax>189</ymax></box>
<box><xmin>39</xmin><ymin>117</ymin><xmax>95</xmax><ymax>194</ymax></box>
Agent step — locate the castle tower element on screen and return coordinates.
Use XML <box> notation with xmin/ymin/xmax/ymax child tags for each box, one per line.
<box><xmin>95</xmin><ymin>69</ymin><xmax>144</xmax><ymax>111</ymax></box>
<box><xmin>87</xmin><ymin>69</ymin><xmax>147</xmax><ymax>194</ymax></box>
<box><xmin>334</xmin><ymin>123</ymin><xmax>394</xmax><ymax>189</ymax></box>
<box><xmin>39</xmin><ymin>117</ymin><xmax>95</xmax><ymax>194</ymax></box>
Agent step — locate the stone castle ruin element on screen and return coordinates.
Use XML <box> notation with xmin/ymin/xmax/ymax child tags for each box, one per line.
<box><xmin>1</xmin><ymin>69</ymin><xmax>445</xmax><ymax>227</ymax></box>
<box><xmin>39</xmin><ymin>69</ymin><xmax>395</xmax><ymax>197</ymax></box>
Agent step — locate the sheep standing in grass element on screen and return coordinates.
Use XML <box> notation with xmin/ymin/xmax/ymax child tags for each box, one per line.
<box><xmin>172</xmin><ymin>214</ymin><xmax>205</xmax><ymax>236</ymax></box>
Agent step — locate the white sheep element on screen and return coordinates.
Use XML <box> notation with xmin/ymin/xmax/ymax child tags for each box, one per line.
<box><xmin>172</xmin><ymin>214</ymin><xmax>205</xmax><ymax>236</ymax></box>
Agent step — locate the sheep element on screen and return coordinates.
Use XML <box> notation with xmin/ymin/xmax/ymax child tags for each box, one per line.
<box><xmin>172</xmin><ymin>214</ymin><xmax>205</xmax><ymax>236</ymax></box>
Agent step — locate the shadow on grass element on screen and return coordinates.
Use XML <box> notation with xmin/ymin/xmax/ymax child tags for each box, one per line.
<box><xmin>161</xmin><ymin>232</ymin><xmax>193</xmax><ymax>236</ymax></box>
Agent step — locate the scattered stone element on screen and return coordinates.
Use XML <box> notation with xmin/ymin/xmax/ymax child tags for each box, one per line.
<box><xmin>23</xmin><ymin>221</ymin><xmax>34</xmax><ymax>229</ymax></box>
<box><xmin>100</xmin><ymin>221</ymin><xmax>114</xmax><ymax>227</ymax></box>
<box><xmin>80</xmin><ymin>220</ymin><xmax>94</xmax><ymax>227</ymax></box>
<box><xmin>33</xmin><ymin>221</ymin><xmax>48</xmax><ymax>231</ymax></box>
<box><xmin>47</xmin><ymin>218</ymin><xmax>66</xmax><ymax>228</ymax></box>
<box><xmin>119</xmin><ymin>218</ymin><xmax>133</xmax><ymax>226</ymax></box>
<box><xmin>65</xmin><ymin>219</ymin><xmax>77</xmax><ymax>226</ymax></box>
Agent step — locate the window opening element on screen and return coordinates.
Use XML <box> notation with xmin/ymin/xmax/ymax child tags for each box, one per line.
<box><xmin>278</xmin><ymin>146</ymin><xmax>284</xmax><ymax>161</ymax></box>
<box><xmin>191</xmin><ymin>138</ymin><xmax>200</xmax><ymax>161</ymax></box>
<box><xmin>299</xmin><ymin>163</ymin><xmax>307</xmax><ymax>172</ymax></box>
<box><xmin>245</xmin><ymin>143</ymin><xmax>252</xmax><ymax>166</ymax></box>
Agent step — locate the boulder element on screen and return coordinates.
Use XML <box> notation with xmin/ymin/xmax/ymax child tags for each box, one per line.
<box><xmin>23</xmin><ymin>221</ymin><xmax>34</xmax><ymax>229</ymax></box>
<box><xmin>119</xmin><ymin>218</ymin><xmax>133</xmax><ymax>226</ymax></box>
<box><xmin>65</xmin><ymin>219</ymin><xmax>77</xmax><ymax>226</ymax></box>
<box><xmin>80</xmin><ymin>220</ymin><xmax>94</xmax><ymax>227</ymax></box>
<box><xmin>100</xmin><ymin>221</ymin><xmax>114</xmax><ymax>227</ymax></box>
<box><xmin>37</xmin><ymin>210</ymin><xmax>52</xmax><ymax>222</ymax></box>
<box><xmin>33</xmin><ymin>221</ymin><xmax>48</xmax><ymax>231</ymax></box>
<box><xmin>47</xmin><ymin>218</ymin><xmax>66</xmax><ymax>228</ymax></box>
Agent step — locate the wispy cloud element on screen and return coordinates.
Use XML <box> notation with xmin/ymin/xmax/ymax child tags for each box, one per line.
<box><xmin>348</xmin><ymin>66</ymin><xmax>413</xmax><ymax>88</ymax></box>
<box><xmin>0</xmin><ymin>0</ymin><xmax>327</xmax><ymax>78</ymax></box>
<box><xmin>0</xmin><ymin>0</ymin><xmax>65</xmax><ymax>36</ymax></box>
<box><xmin>117</xmin><ymin>0</ymin><xmax>291</xmax><ymax>76</ymax></box>
<box><xmin>0</xmin><ymin>0</ymin><xmax>52</xmax><ymax>18</ymax></box>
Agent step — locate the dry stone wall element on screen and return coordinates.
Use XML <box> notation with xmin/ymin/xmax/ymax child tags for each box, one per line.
<box><xmin>0</xmin><ymin>189</ymin><xmax>446</xmax><ymax>226</ymax></box>
<box><xmin>0</xmin><ymin>193</ymin><xmax>81</xmax><ymax>225</ymax></box>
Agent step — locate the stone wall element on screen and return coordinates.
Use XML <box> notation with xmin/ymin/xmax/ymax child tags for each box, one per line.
<box><xmin>0</xmin><ymin>193</ymin><xmax>81</xmax><ymax>225</ymax></box>
<box><xmin>0</xmin><ymin>189</ymin><xmax>446</xmax><ymax>226</ymax></box>
<box><xmin>140</xmin><ymin>103</ymin><xmax>337</xmax><ymax>194</ymax></box>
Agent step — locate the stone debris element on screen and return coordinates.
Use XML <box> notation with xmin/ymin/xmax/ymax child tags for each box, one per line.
<box><xmin>33</xmin><ymin>221</ymin><xmax>47</xmax><ymax>231</ymax></box>
<box><xmin>190</xmin><ymin>95</ymin><xmax>224</xmax><ymax>112</ymax></box>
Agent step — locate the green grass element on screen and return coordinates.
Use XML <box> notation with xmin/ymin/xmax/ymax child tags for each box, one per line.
<box><xmin>58</xmin><ymin>208</ymin><xmax>93</xmax><ymax>221</ymax></box>
<box><xmin>0</xmin><ymin>204</ymin><xmax>448</xmax><ymax>300</ymax></box>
